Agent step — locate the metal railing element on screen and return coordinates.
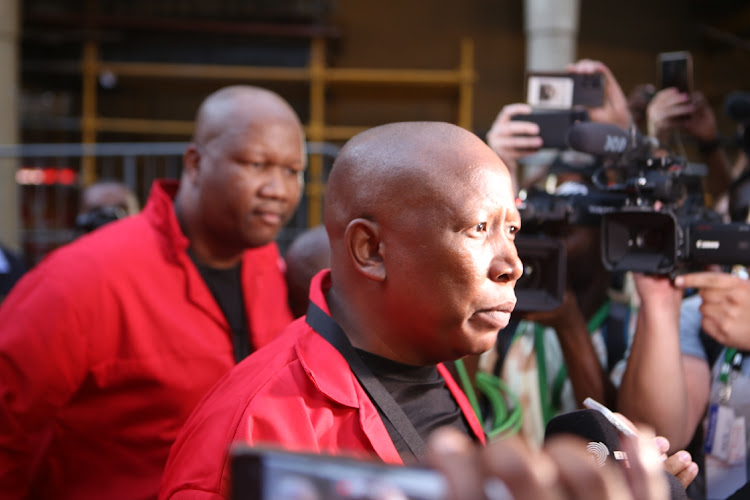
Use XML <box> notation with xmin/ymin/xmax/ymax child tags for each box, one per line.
<box><xmin>0</xmin><ymin>141</ymin><xmax>339</xmax><ymax>266</ymax></box>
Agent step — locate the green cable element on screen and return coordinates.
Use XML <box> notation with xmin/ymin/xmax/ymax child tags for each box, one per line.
<box><xmin>476</xmin><ymin>372</ymin><xmax>522</xmax><ymax>439</ymax></box>
<box><xmin>454</xmin><ymin>359</ymin><xmax>523</xmax><ymax>440</ymax></box>
<box><xmin>534</xmin><ymin>323</ymin><xmax>554</xmax><ymax>426</ymax></box>
<box><xmin>453</xmin><ymin>358</ymin><xmax>482</xmax><ymax>424</ymax></box>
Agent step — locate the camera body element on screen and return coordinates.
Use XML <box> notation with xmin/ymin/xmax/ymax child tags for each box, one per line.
<box><xmin>74</xmin><ymin>205</ymin><xmax>129</xmax><ymax>234</ymax></box>
<box><xmin>585</xmin><ymin>134</ymin><xmax>750</xmax><ymax>274</ymax></box>
<box><xmin>515</xmin><ymin>187</ymin><xmax>625</xmax><ymax>312</ymax></box>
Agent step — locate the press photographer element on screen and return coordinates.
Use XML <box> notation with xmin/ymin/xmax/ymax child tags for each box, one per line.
<box><xmin>484</xmin><ymin>59</ymin><xmax>685</xmax><ymax>454</ymax></box>
<box><xmin>494</xmin><ymin>161</ymin><xmax>635</xmax><ymax>447</ymax></box>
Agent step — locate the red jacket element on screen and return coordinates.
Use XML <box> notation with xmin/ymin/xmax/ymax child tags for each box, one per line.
<box><xmin>0</xmin><ymin>180</ymin><xmax>293</xmax><ymax>500</ymax></box>
<box><xmin>159</xmin><ymin>270</ymin><xmax>486</xmax><ymax>500</ymax></box>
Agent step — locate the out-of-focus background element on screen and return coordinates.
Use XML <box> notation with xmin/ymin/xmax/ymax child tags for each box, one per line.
<box><xmin>1</xmin><ymin>0</ymin><xmax>749</xmax><ymax>266</ymax></box>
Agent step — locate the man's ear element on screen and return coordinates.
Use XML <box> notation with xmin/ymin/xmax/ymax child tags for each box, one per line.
<box><xmin>183</xmin><ymin>144</ymin><xmax>201</xmax><ymax>185</ymax></box>
<box><xmin>345</xmin><ymin>218</ymin><xmax>386</xmax><ymax>282</ymax></box>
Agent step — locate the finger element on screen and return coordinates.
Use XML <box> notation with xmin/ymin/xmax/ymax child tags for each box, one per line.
<box><xmin>424</xmin><ymin>427</ymin><xmax>484</xmax><ymax>500</ymax></box>
<box><xmin>567</xmin><ymin>59</ymin><xmax>602</xmax><ymax>75</ymax></box>
<box><xmin>481</xmin><ymin>434</ymin><xmax>565</xmax><ymax>500</ymax></box>
<box><xmin>697</xmin><ymin>286</ymin><xmax>730</xmax><ymax>305</ymax></box>
<box><xmin>674</xmin><ymin>461</ymin><xmax>699</xmax><ymax>489</ymax></box>
<box><xmin>508</xmin><ymin>136</ymin><xmax>544</xmax><ymax>150</ymax></box>
<box><xmin>674</xmin><ymin>271</ymin><xmax>729</xmax><ymax>289</ymax></box>
<box><xmin>661</xmin><ymin>103</ymin><xmax>694</xmax><ymax>119</ymax></box>
<box><xmin>497</xmin><ymin>120</ymin><xmax>541</xmax><ymax>137</ymax></box>
<box><xmin>622</xmin><ymin>427</ymin><xmax>670</xmax><ymax>500</ymax></box>
<box><xmin>663</xmin><ymin>450</ymin><xmax>691</xmax><ymax>476</ymax></box>
<box><xmin>544</xmin><ymin>435</ymin><xmax>629</xmax><ymax>500</ymax></box>
<box><xmin>700</xmin><ymin>316</ymin><xmax>726</xmax><ymax>343</ymax></box>
<box><xmin>653</xmin><ymin>436</ymin><xmax>670</xmax><ymax>456</ymax></box>
<box><xmin>663</xmin><ymin>451</ymin><xmax>698</xmax><ymax>489</ymax></box>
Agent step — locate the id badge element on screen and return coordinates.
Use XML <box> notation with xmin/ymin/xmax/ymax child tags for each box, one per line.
<box><xmin>705</xmin><ymin>403</ymin><xmax>735</xmax><ymax>461</ymax></box>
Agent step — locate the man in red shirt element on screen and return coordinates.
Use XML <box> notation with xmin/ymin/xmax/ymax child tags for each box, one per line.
<box><xmin>0</xmin><ymin>85</ymin><xmax>304</xmax><ymax>499</ymax></box>
<box><xmin>159</xmin><ymin>121</ymin><xmax>525</xmax><ymax>499</ymax></box>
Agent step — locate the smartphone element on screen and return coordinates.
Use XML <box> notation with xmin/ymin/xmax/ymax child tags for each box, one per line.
<box><xmin>231</xmin><ymin>444</ymin><xmax>450</xmax><ymax>500</ymax></box>
<box><xmin>657</xmin><ymin>51</ymin><xmax>693</xmax><ymax>94</ymax></box>
<box><xmin>511</xmin><ymin>109</ymin><xmax>590</xmax><ymax>149</ymax></box>
<box><xmin>526</xmin><ymin>72</ymin><xmax>605</xmax><ymax>109</ymax></box>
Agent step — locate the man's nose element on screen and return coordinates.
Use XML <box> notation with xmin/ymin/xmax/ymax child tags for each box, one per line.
<box><xmin>490</xmin><ymin>241</ymin><xmax>523</xmax><ymax>283</ymax></box>
<box><xmin>259</xmin><ymin>166</ymin><xmax>290</xmax><ymax>199</ymax></box>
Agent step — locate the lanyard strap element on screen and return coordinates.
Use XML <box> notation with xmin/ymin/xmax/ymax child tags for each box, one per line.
<box><xmin>719</xmin><ymin>348</ymin><xmax>743</xmax><ymax>384</ymax></box>
<box><xmin>305</xmin><ymin>301</ymin><xmax>426</xmax><ymax>460</ymax></box>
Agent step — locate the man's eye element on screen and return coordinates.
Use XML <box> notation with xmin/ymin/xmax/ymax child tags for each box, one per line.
<box><xmin>476</xmin><ymin>222</ymin><xmax>487</xmax><ymax>232</ymax></box>
<box><xmin>509</xmin><ymin>225</ymin><xmax>519</xmax><ymax>235</ymax></box>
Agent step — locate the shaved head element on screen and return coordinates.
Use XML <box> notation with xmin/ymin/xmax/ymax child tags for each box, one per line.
<box><xmin>323</xmin><ymin>121</ymin><xmax>522</xmax><ymax>365</ymax></box>
<box><xmin>325</xmin><ymin>122</ymin><xmax>502</xmax><ymax>244</ymax></box>
<box><xmin>193</xmin><ymin>85</ymin><xmax>303</xmax><ymax>154</ymax></box>
<box><xmin>175</xmin><ymin>85</ymin><xmax>306</xmax><ymax>268</ymax></box>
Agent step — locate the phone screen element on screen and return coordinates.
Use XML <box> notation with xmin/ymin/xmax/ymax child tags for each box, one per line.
<box><xmin>526</xmin><ymin>72</ymin><xmax>604</xmax><ymax>109</ymax></box>
<box><xmin>658</xmin><ymin>52</ymin><xmax>693</xmax><ymax>94</ymax></box>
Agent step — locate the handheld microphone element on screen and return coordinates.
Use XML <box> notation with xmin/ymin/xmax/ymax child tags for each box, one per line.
<box><xmin>724</xmin><ymin>91</ymin><xmax>750</xmax><ymax>124</ymax></box>
<box><xmin>545</xmin><ymin>409</ymin><xmax>688</xmax><ymax>500</ymax></box>
<box><xmin>566</xmin><ymin>122</ymin><xmax>633</xmax><ymax>156</ymax></box>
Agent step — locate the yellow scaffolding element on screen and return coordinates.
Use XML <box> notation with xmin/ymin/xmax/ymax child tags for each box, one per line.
<box><xmin>80</xmin><ymin>37</ymin><xmax>476</xmax><ymax>226</ymax></box>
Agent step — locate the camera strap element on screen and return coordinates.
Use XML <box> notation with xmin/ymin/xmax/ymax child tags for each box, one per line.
<box><xmin>305</xmin><ymin>301</ymin><xmax>426</xmax><ymax>460</ymax></box>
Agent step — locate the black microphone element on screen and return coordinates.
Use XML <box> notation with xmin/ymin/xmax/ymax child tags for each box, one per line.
<box><xmin>545</xmin><ymin>409</ymin><xmax>688</xmax><ymax>500</ymax></box>
<box><xmin>545</xmin><ymin>409</ymin><xmax>626</xmax><ymax>467</ymax></box>
<box><xmin>724</xmin><ymin>91</ymin><xmax>750</xmax><ymax>124</ymax></box>
<box><xmin>566</xmin><ymin>122</ymin><xmax>632</xmax><ymax>156</ymax></box>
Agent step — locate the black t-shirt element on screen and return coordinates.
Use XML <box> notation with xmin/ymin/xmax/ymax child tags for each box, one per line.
<box><xmin>354</xmin><ymin>348</ymin><xmax>475</xmax><ymax>464</ymax></box>
<box><xmin>189</xmin><ymin>251</ymin><xmax>251</xmax><ymax>362</ymax></box>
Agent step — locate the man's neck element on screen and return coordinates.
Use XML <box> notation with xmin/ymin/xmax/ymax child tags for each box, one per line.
<box><xmin>174</xmin><ymin>197</ymin><xmax>244</xmax><ymax>269</ymax></box>
<box><xmin>325</xmin><ymin>285</ymin><xmax>421</xmax><ymax>365</ymax></box>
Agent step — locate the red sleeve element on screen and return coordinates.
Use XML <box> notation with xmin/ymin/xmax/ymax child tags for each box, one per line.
<box><xmin>0</xmin><ymin>258</ymin><xmax>94</xmax><ymax>495</ymax></box>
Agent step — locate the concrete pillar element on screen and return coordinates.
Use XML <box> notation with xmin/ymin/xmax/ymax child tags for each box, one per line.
<box><xmin>524</xmin><ymin>0</ymin><xmax>580</xmax><ymax>71</ymax></box>
<box><xmin>0</xmin><ymin>0</ymin><xmax>19</xmax><ymax>250</ymax></box>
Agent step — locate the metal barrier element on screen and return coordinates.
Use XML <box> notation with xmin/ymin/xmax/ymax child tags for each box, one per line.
<box><xmin>0</xmin><ymin>141</ymin><xmax>339</xmax><ymax>266</ymax></box>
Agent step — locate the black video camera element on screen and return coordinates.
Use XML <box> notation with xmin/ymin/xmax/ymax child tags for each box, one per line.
<box><xmin>515</xmin><ymin>186</ymin><xmax>626</xmax><ymax>312</ymax></box>
<box><xmin>567</xmin><ymin>122</ymin><xmax>750</xmax><ymax>275</ymax></box>
<box><xmin>74</xmin><ymin>205</ymin><xmax>128</xmax><ymax>234</ymax></box>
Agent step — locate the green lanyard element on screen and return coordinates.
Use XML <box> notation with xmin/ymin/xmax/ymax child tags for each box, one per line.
<box><xmin>719</xmin><ymin>348</ymin><xmax>742</xmax><ymax>385</ymax></box>
<box><xmin>530</xmin><ymin>300</ymin><xmax>611</xmax><ymax>426</ymax></box>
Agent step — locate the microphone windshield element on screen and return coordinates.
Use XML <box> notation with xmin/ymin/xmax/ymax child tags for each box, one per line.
<box><xmin>724</xmin><ymin>91</ymin><xmax>750</xmax><ymax>124</ymax></box>
<box><xmin>566</xmin><ymin>122</ymin><xmax>630</xmax><ymax>156</ymax></box>
<box><xmin>545</xmin><ymin>409</ymin><xmax>623</xmax><ymax>467</ymax></box>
